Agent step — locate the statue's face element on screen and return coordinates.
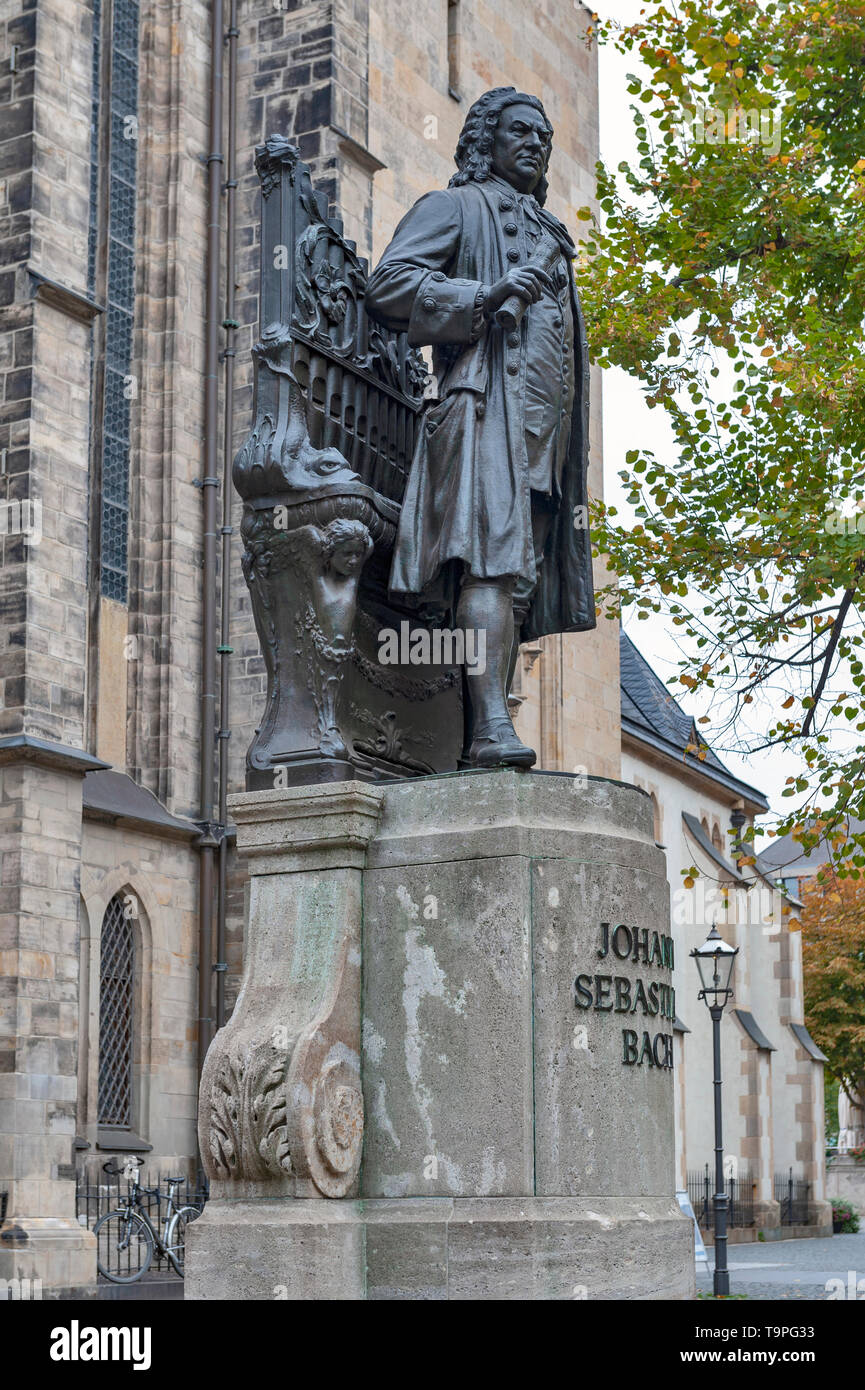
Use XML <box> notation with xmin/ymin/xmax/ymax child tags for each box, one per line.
<box><xmin>490</xmin><ymin>102</ymin><xmax>551</xmax><ymax>195</ymax></box>
<box><xmin>331</xmin><ymin>539</ymin><xmax>367</xmax><ymax>576</ymax></box>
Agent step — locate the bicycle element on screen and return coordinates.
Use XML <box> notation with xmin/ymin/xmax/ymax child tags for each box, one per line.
<box><xmin>93</xmin><ymin>1158</ymin><xmax>202</xmax><ymax>1283</ymax></box>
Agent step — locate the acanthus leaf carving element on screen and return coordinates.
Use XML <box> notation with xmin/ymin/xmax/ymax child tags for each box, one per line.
<box><xmin>207</xmin><ymin>1043</ymin><xmax>293</xmax><ymax>1182</ymax></box>
<box><xmin>200</xmin><ymin>926</ymin><xmax>365</xmax><ymax>1200</ymax></box>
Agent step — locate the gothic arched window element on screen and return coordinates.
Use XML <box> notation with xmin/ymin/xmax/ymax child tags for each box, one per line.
<box><xmin>97</xmin><ymin>894</ymin><xmax>136</xmax><ymax>1128</ymax></box>
<box><xmin>87</xmin><ymin>0</ymin><xmax>142</xmax><ymax>603</ymax></box>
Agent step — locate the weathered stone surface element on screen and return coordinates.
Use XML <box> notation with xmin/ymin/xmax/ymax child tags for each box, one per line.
<box><xmin>0</xmin><ymin>1215</ymin><xmax>96</xmax><ymax>1297</ymax></box>
<box><xmin>188</xmin><ymin>771</ymin><xmax>695</xmax><ymax>1299</ymax></box>
<box><xmin>187</xmin><ymin>1199</ymin><xmax>366</xmax><ymax>1300</ymax></box>
<box><xmin>198</xmin><ymin>783</ymin><xmax>383</xmax><ymax>1197</ymax></box>
<box><xmin>361</xmin><ymin>770</ymin><xmax>675</xmax><ymax>1202</ymax></box>
<box><xmin>532</xmin><ymin>855</ymin><xmax>674</xmax><ymax>1196</ymax></box>
<box><xmin>187</xmin><ymin>1195</ymin><xmax>693</xmax><ymax>1301</ymax></box>
<box><xmin>366</xmin><ymin>768</ymin><xmax>660</xmax><ymax>868</ymax></box>
<box><xmin>361</xmin><ymin>852</ymin><xmax>534</xmax><ymax>1197</ymax></box>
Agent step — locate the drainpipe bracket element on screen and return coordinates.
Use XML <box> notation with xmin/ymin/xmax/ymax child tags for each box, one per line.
<box><xmin>196</xmin><ymin>820</ymin><xmax>222</xmax><ymax>849</ymax></box>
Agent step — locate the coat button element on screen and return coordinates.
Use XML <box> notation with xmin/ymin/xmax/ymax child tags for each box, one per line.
<box><xmin>499</xmin><ymin>198</ymin><xmax>514</xmax><ymax>211</ymax></box>
<box><xmin>423</xmin><ymin>297</ymin><xmax>436</xmax><ymax>311</ymax></box>
<box><xmin>507</xmin><ymin>333</ymin><xmax>520</xmax><ymax>348</ymax></box>
<box><xmin>430</xmin><ymin>271</ymin><xmax>446</xmax><ymax>281</ymax></box>
<box><xmin>504</xmin><ymin>221</ymin><xmax>518</xmax><ymax>235</ymax></box>
<box><xmin>507</xmin><ymin>362</ymin><xmax>519</xmax><ymax>375</ymax></box>
<box><xmin>506</xmin><ymin>248</ymin><xmax>520</xmax><ymax>262</ymax></box>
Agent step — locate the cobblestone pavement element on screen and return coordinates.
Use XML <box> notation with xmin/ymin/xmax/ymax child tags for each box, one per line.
<box><xmin>695</xmin><ymin>1231</ymin><xmax>865</xmax><ymax>1300</ymax></box>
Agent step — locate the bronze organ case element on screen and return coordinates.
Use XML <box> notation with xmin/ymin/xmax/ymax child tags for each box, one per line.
<box><xmin>233</xmin><ymin>136</ymin><xmax>462</xmax><ymax>785</ymax></box>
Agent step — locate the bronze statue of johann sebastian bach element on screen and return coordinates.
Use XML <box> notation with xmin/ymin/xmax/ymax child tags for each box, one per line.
<box><xmin>366</xmin><ymin>86</ymin><xmax>596</xmax><ymax>769</ymax></box>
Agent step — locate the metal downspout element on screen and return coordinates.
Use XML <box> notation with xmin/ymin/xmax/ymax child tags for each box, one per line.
<box><xmin>198</xmin><ymin>0</ymin><xmax>224</xmax><ymax>1080</ymax></box>
<box><xmin>215</xmin><ymin>0</ymin><xmax>239</xmax><ymax>1033</ymax></box>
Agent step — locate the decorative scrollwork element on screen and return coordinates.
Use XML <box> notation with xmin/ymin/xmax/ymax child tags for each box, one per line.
<box><xmin>349</xmin><ymin>704</ymin><xmax>436</xmax><ymax>775</ymax></box>
<box><xmin>351</xmin><ymin>609</ymin><xmax>460</xmax><ymax>701</ymax></box>
<box><xmin>208</xmin><ymin>1045</ymin><xmax>293</xmax><ymax>1181</ymax></box>
<box><xmin>309</xmin><ymin>1060</ymin><xmax>364</xmax><ymax>1197</ymax></box>
<box><xmin>295</xmin><ymin>219</ymin><xmax>365</xmax><ymax>350</ymax></box>
<box><xmin>255</xmin><ymin>134</ymin><xmax>298</xmax><ymax>199</ymax></box>
<box><xmin>351</xmin><ymin>646</ymin><xmax>460</xmax><ymax>702</ymax></box>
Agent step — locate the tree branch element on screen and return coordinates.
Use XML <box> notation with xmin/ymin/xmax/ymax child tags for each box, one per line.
<box><xmin>801</xmin><ymin>572</ymin><xmax>862</xmax><ymax>737</ymax></box>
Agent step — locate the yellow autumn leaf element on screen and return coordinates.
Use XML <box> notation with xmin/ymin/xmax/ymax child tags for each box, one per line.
<box><xmin>725</xmin><ymin>30</ymin><xmax>740</xmax><ymax>45</ymax></box>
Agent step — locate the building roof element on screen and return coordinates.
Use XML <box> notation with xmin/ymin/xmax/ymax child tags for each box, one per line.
<box><xmin>733</xmin><ymin>1009</ymin><xmax>776</xmax><ymax>1052</ymax></box>
<box><xmin>620</xmin><ymin>631</ymin><xmax>769</xmax><ymax>812</ymax></box>
<box><xmin>82</xmin><ymin>770</ymin><xmax>200</xmax><ymax>840</ymax></box>
<box><xmin>755</xmin><ymin>818</ymin><xmax>865</xmax><ymax>879</ymax></box>
<box><xmin>682</xmin><ymin>811</ymin><xmax>749</xmax><ymax>885</ymax></box>
<box><xmin>790</xmin><ymin>1022</ymin><xmax>829</xmax><ymax>1064</ymax></box>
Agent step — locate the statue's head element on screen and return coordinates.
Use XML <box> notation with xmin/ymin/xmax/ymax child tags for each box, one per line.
<box><xmin>321</xmin><ymin>518</ymin><xmax>373</xmax><ymax>576</ymax></box>
<box><xmin>450</xmin><ymin>87</ymin><xmax>553</xmax><ymax>204</ymax></box>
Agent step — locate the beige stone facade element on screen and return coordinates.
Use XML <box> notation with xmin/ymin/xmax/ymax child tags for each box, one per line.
<box><xmin>620</xmin><ymin>633</ymin><xmax>830</xmax><ymax>1239</ymax></box>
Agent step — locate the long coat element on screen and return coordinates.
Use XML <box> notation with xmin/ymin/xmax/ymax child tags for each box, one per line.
<box><xmin>365</xmin><ymin>176</ymin><xmax>596</xmax><ymax>643</ymax></box>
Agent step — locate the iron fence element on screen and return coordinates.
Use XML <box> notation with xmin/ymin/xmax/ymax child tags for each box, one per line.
<box><xmin>774</xmin><ymin>1168</ymin><xmax>812</xmax><ymax>1225</ymax></box>
<box><xmin>75</xmin><ymin>1170</ymin><xmax>208</xmax><ymax>1279</ymax></box>
<box><xmin>687</xmin><ymin>1165</ymin><xmax>755</xmax><ymax>1229</ymax></box>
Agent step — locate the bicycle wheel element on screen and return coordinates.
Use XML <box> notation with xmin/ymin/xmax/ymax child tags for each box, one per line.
<box><xmin>94</xmin><ymin>1209</ymin><xmax>154</xmax><ymax>1283</ymax></box>
<box><xmin>164</xmin><ymin>1205</ymin><xmax>201</xmax><ymax>1276</ymax></box>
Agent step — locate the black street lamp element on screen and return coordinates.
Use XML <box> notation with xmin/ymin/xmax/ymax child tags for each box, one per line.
<box><xmin>690</xmin><ymin>923</ymin><xmax>739</xmax><ymax>1297</ymax></box>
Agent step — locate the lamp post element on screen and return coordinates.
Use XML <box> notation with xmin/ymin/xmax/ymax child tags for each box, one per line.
<box><xmin>690</xmin><ymin>923</ymin><xmax>739</xmax><ymax>1297</ymax></box>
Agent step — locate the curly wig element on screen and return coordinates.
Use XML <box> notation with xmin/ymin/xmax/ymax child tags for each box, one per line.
<box><xmin>449</xmin><ymin>87</ymin><xmax>553</xmax><ymax>205</ymax></box>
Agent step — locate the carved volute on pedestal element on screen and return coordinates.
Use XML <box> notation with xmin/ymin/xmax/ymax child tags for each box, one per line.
<box><xmin>198</xmin><ymin>782</ymin><xmax>384</xmax><ymax>1197</ymax></box>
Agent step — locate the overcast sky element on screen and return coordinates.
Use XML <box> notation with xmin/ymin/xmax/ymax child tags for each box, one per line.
<box><xmin>595</xmin><ymin>2</ymin><xmax>800</xmax><ymax>833</ymax></box>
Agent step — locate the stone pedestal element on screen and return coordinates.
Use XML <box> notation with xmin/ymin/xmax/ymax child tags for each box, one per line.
<box><xmin>187</xmin><ymin>771</ymin><xmax>695</xmax><ymax>1300</ymax></box>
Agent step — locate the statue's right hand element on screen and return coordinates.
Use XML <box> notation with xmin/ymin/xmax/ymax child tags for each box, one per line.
<box><xmin>484</xmin><ymin>266</ymin><xmax>554</xmax><ymax>316</ymax></box>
